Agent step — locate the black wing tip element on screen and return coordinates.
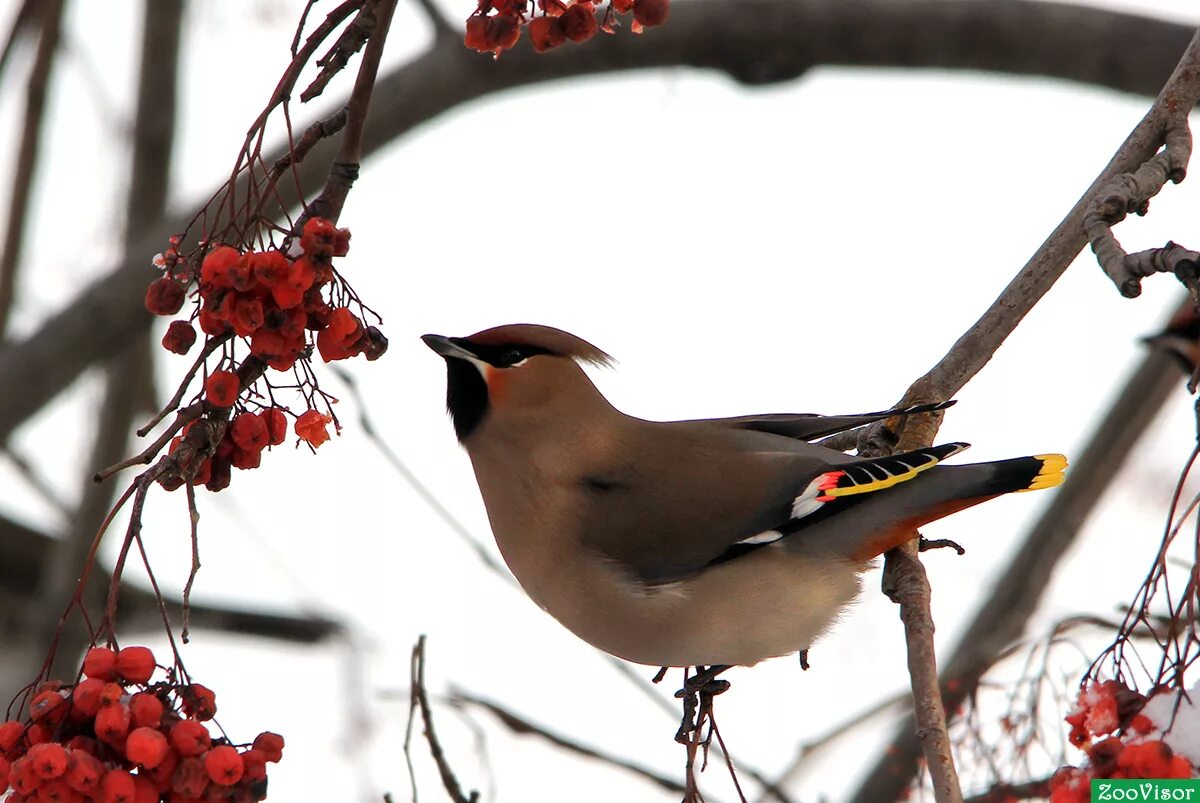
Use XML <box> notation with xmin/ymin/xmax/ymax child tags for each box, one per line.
<box><xmin>901</xmin><ymin>400</ymin><xmax>956</xmax><ymax>415</ymax></box>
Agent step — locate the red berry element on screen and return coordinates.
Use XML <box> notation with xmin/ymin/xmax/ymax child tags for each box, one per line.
<box><xmin>203</xmin><ymin>745</ymin><xmax>244</xmax><ymax>786</ymax></box>
<box><xmin>562</xmin><ymin>3</ymin><xmax>597</xmax><ymax>41</ymax></box>
<box><xmin>204</xmin><ymin>371</ymin><xmax>239</xmax><ymax>408</ymax></box>
<box><xmin>286</xmin><ymin>258</ymin><xmax>316</xmax><ymax>294</ymax></box>
<box><xmin>205</xmin><ymin>458</ymin><xmax>232</xmax><ymax>493</ymax></box>
<box><xmin>528</xmin><ymin>15</ymin><xmax>566</xmax><ymax>51</ymax></box>
<box><xmin>464</xmin><ymin>15</ymin><xmax>489</xmax><ymax>50</ymax></box>
<box><xmin>83</xmin><ymin>645</ymin><xmax>117</xmax><ymax>679</ymax></box>
<box><xmin>27</xmin><ymin>742</ymin><xmax>67</xmax><ymax>779</ymax></box>
<box><xmin>180</xmin><ymin>685</ymin><xmax>216</xmax><ymax>721</ymax></box>
<box><xmin>231</xmin><ymin>296</ymin><xmax>264</xmax><ymax>337</ymax></box>
<box><xmin>145</xmin><ymin>277</ymin><xmax>186</xmax><ymax>316</ymax></box>
<box><xmin>29</xmin><ymin>689</ymin><xmax>67</xmax><ymax>724</ymax></box>
<box><xmin>200</xmin><ymin>246</ymin><xmax>241</xmax><ymax>288</ymax></box>
<box><xmin>65</xmin><ymin>749</ymin><xmax>106</xmax><ymax>796</ymax></box>
<box><xmin>611</xmin><ymin>0</ymin><xmax>633</xmax><ymax>10</ymax></box>
<box><xmin>240</xmin><ymin>748</ymin><xmax>268</xmax><ymax>781</ymax></box>
<box><xmin>632</xmin><ymin>0</ymin><xmax>667</xmax><ymax>25</ymax></box>
<box><xmin>130</xmin><ymin>693</ymin><xmax>164</xmax><ymax>729</ymax></box>
<box><xmin>100</xmin><ymin>767</ymin><xmax>137</xmax><ymax>803</ymax></box>
<box><xmin>269</xmin><ymin>281</ymin><xmax>305</xmax><ymax>310</ymax></box>
<box><xmin>249</xmin><ymin>251</ymin><xmax>289</xmax><ymax>287</ymax></box>
<box><xmin>126</xmin><ymin>727</ymin><xmax>169</xmax><ymax>769</ymax></box>
<box><xmin>9</xmin><ymin>757</ymin><xmax>37</xmax><ymax>795</ymax></box>
<box><xmin>300</xmin><ymin>217</ymin><xmax>337</xmax><ymax>259</ymax></box>
<box><xmin>230</xmin><ymin>446</ymin><xmax>262</xmax><ymax>471</ymax></box>
<box><xmin>0</xmin><ymin>720</ymin><xmax>25</xmax><ymax>751</ymax></box>
<box><xmin>295</xmin><ymin>410</ymin><xmax>333</xmax><ymax>448</ymax></box>
<box><xmin>333</xmin><ymin>227</ymin><xmax>351</xmax><ymax>257</ymax></box>
<box><xmin>169</xmin><ymin>720</ymin><xmax>211</xmax><ymax>757</ymax></box>
<box><xmin>95</xmin><ymin>702</ymin><xmax>132</xmax><ymax>744</ymax></box>
<box><xmin>115</xmin><ymin>645</ymin><xmax>156</xmax><ymax>684</ymax></box>
<box><xmin>162</xmin><ymin>320</ymin><xmax>197</xmax><ymax>355</ymax></box>
<box><xmin>487</xmin><ymin>13</ymin><xmax>521</xmax><ymax>49</ymax></box>
<box><xmin>197</xmin><ymin>305</ymin><xmax>228</xmax><ymax>336</ymax></box>
<box><xmin>172</xmin><ymin>756</ymin><xmax>209</xmax><ymax>797</ymax></box>
<box><xmin>145</xmin><ymin>745</ymin><xmax>179</xmax><ymax>789</ymax></box>
<box><xmin>231</xmin><ymin>413</ymin><xmax>269</xmax><ymax>452</ymax></box>
<box><xmin>132</xmin><ymin>774</ymin><xmax>158</xmax><ymax>803</ymax></box>
<box><xmin>252</xmin><ymin>732</ymin><xmax>284</xmax><ymax>763</ymax></box>
<box><xmin>263</xmin><ymin>408</ymin><xmax>288</xmax><ymax>446</ymax></box>
<box><xmin>71</xmin><ymin>677</ymin><xmax>106</xmax><ymax>718</ymax></box>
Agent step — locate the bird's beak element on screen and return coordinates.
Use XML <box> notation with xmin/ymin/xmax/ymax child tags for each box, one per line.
<box><xmin>421</xmin><ymin>334</ymin><xmax>477</xmax><ymax>362</ymax></box>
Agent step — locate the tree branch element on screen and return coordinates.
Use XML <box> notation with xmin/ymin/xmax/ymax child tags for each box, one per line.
<box><xmin>0</xmin><ymin>0</ymin><xmax>65</xmax><ymax>339</ymax></box>
<box><xmin>846</xmin><ymin>18</ymin><xmax>1200</xmax><ymax>792</ymax></box>
<box><xmin>0</xmin><ymin>0</ymin><xmax>1195</xmax><ymax>442</ymax></box>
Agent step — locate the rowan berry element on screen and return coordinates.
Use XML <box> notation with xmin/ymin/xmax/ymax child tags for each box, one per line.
<box><xmin>126</xmin><ymin>727</ymin><xmax>169</xmax><ymax>769</ymax></box>
<box><xmin>529</xmin><ymin>15</ymin><xmax>565</xmax><ymax>51</ymax></box>
<box><xmin>130</xmin><ymin>693</ymin><xmax>164</xmax><ymax>729</ymax></box>
<box><xmin>633</xmin><ymin>0</ymin><xmax>668</xmax><ymax>25</ymax></box>
<box><xmin>231</xmin><ymin>413</ymin><xmax>268</xmax><ymax>452</ymax></box>
<box><xmin>100</xmin><ymin>767</ymin><xmax>137</xmax><ymax>803</ymax></box>
<box><xmin>204</xmin><ymin>745</ymin><xmax>244</xmax><ymax>786</ymax></box>
<box><xmin>115</xmin><ymin>646</ymin><xmax>156</xmax><ymax>685</ymax></box>
<box><xmin>161</xmin><ymin>320</ymin><xmax>198</xmax><ymax>355</ymax></box>
<box><xmin>263</xmin><ymin>408</ymin><xmax>288</xmax><ymax>446</ymax></box>
<box><xmin>204</xmin><ymin>371</ymin><xmax>239</xmax><ymax>408</ymax></box>
<box><xmin>251</xmin><ymin>732</ymin><xmax>284</xmax><ymax>763</ymax></box>
<box><xmin>27</xmin><ymin>742</ymin><xmax>67</xmax><ymax>779</ymax></box>
<box><xmin>295</xmin><ymin>410</ymin><xmax>333</xmax><ymax>448</ymax></box>
<box><xmin>180</xmin><ymin>685</ymin><xmax>216</xmax><ymax>721</ymax></box>
<box><xmin>71</xmin><ymin>677</ymin><xmax>106</xmax><ymax>718</ymax></box>
<box><xmin>169</xmin><ymin>721</ymin><xmax>211</xmax><ymax>757</ymax></box>
<box><xmin>95</xmin><ymin>703</ymin><xmax>132</xmax><ymax>744</ymax></box>
<box><xmin>146</xmin><ymin>278</ymin><xmax>187</xmax><ymax>316</ymax></box>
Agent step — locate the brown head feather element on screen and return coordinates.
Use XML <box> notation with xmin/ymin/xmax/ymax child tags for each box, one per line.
<box><xmin>466</xmin><ymin>324</ymin><xmax>613</xmax><ymax>366</ymax></box>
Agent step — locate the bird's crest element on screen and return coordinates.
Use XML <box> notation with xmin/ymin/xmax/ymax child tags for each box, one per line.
<box><xmin>467</xmin><ymin>323</ymin><xmax>613</xmax><ymax>367</ymax></box>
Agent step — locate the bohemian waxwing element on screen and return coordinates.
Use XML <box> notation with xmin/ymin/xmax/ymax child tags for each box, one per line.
<box><xmin>423</xmin><ymin>324</ymin><xmax>1067</xmax><ymax>668</ymax></box>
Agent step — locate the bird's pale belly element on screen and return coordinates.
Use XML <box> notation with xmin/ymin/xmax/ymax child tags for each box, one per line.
<box><xmin>510</xmin><ymin>542</ymin><xmax>863</xmax><ymax>667</ymax></box>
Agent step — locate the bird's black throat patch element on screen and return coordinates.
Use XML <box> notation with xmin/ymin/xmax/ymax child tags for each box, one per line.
<box><xmin>445</xmin><ymin>359</ymin><xmax>489</xmax><ymax>441</ymax></box>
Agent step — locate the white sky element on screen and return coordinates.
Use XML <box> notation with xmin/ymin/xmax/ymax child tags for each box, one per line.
<box><xmin>1</xmin><ymin>0</ymin><xmax>1200</xmax><ymax>801</ymax></box>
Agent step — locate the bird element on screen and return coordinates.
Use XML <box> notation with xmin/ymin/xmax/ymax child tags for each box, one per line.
<box><xmin>423</xmin><ymin>323</ymin><xmax>1067</xmax><ymax>668</ymax></box>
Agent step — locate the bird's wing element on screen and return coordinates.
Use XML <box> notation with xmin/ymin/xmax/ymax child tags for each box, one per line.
<box><xmin>575</xmin><ymin>421</ymin><xmax>969</xmax><ymax>584</ymax></box>
<box><xmin>677</xmin><ymin>401</ymin><xmax>955</xmax><ymax>443</ymax></box>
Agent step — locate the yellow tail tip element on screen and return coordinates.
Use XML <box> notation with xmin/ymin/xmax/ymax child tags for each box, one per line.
<box><xmin>1021</xmin><ymin>453</ymin><xmax>1068</xmax><ymax>491</ymax></box>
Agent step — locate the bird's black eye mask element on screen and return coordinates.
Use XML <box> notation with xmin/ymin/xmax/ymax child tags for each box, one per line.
<box><xmin>443</xmin><ymin>340</ymin><xmax>556</xmax><ymax>440</ymax></box>
<box><xmin>450</xmin><ymin>338</ymin><xmax>555</xmax><ymax>368</ymax></box>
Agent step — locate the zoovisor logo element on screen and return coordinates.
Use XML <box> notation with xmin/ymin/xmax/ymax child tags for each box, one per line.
<box><xmin>1093</xmin><ymin>780</ymin><xmax>1200</xmax><ymax>800</ymax></box>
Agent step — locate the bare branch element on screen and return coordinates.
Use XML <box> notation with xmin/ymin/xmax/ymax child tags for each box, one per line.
<box><xmin>849</xmin><ymin>334</ymin><xmax>1185</xmax><ymax>799</ymax></box>
<box><xmin>0</xmin><ymin>0</ymin><xmax>65</xmax><ymax>339</ymax></box>
<box><xmin>450</xmin><ymin>689</ymin><xmax>692</xmax><ymax>797</ymax></box>
<box><xmin>1086</xmin><ymin>120</ymin><xmax>1193</xmax><ymax>297</ymax></box>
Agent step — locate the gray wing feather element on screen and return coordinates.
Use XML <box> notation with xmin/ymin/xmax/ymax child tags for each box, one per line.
<box><xmin>678</xmin><ymin>401</ymin><xmax>955</xmax><ymax>442</ymax></box>
<box><xmin>575</xmin><ymin>421</ymin><xmax>848</xmax><ymax>583</ymax></box>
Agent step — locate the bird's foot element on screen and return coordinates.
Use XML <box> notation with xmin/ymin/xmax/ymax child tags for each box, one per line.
<box><xmin>674</xmin><ymin>664</ymin><xmax>731</xmax><ymax>698</ymax></box>
<box><xmin>919</xmin><ymin>536</ymin><xmax>965</xmax><ymax>555</ymax></box>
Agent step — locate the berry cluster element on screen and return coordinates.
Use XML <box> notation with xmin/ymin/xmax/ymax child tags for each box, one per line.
<box><xmin>1049</xmin><ymin>681</ymin><xmax>1193</xmax><ymax>803</ymax></box>
<box><xmin>465</xmin><ymin>0</ymin><xmax>668</xmax><ymax>55</ymax></box>
<box><xmin>147</xmin><ymin>218</ymin><xmax>384</xmax><ymax>371</ymax></box>
<box><xmin>0</xmin><ymin>646</ymin><xmax>282</xmax><ymax>803</ymax></box>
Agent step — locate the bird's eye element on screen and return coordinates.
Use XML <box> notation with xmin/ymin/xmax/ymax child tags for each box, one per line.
<box><xmin>499</xmin><ymin>348</ymin><xmax>525</xmax><ymax>367</ymax></box>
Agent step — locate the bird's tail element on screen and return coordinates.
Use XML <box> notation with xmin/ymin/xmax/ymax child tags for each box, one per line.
<box><xmin>800</xmin><ymin>451</ymin><xmax>1068</xmax><ymax>562</ymax></box>
<box><xmin>983</xmin><ymin>453</ymin><xmax>1068</xmax><ymax>494</ymax></box>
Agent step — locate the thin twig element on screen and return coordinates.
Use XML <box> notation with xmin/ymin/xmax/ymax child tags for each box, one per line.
<box><xmin>450</xmin><ymin>689</ymin><xmax>693</xmax><ymax>797</ymax></box>
<box><xmin>302</xmin><ymin>0</ymin><xmax>400</xmax><ymax>225</ymax></box>
<box><xmin>410</xmin><ymin>636</ymin><xmax>480</xmax><ymax>803</ymax></box>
